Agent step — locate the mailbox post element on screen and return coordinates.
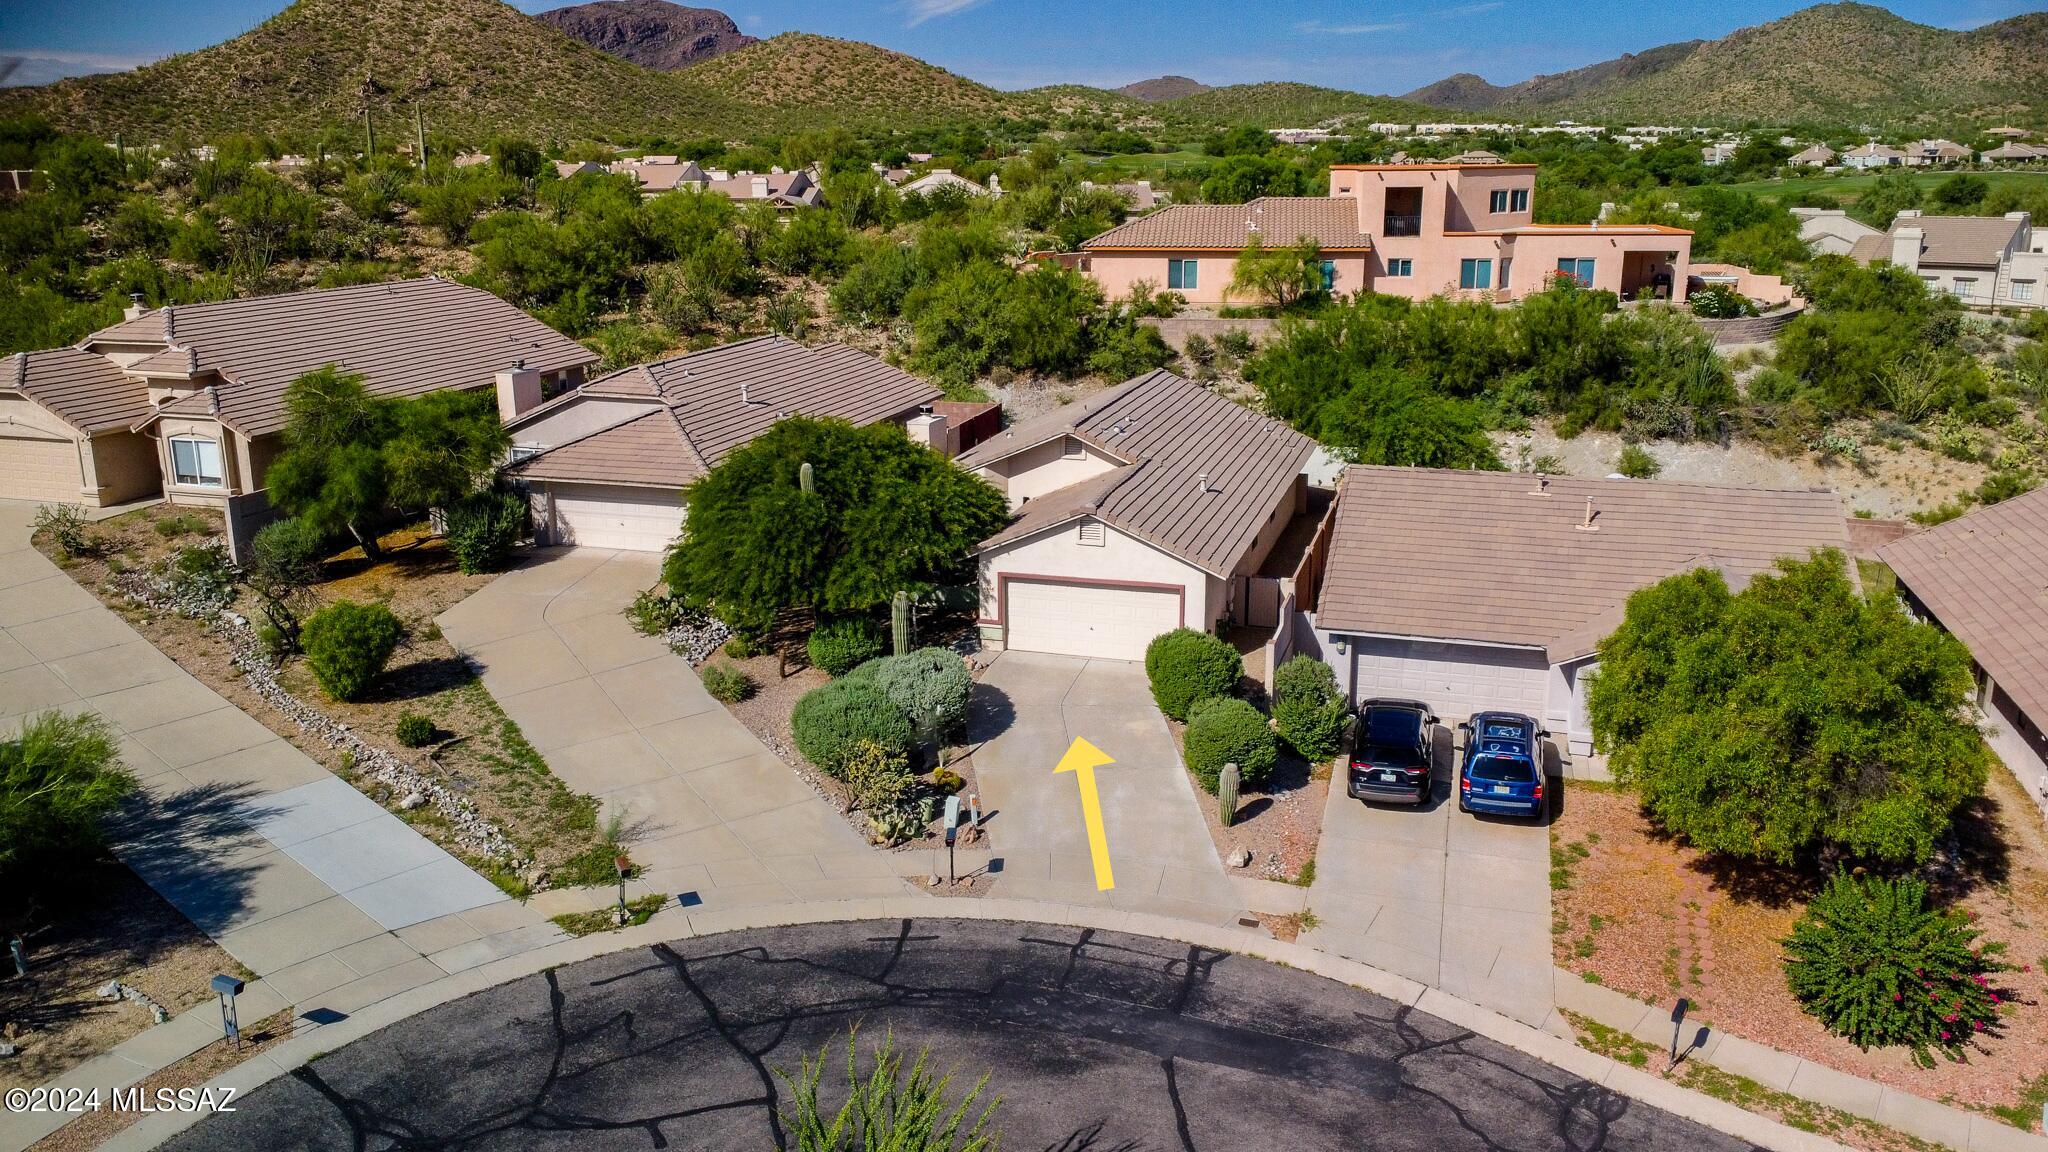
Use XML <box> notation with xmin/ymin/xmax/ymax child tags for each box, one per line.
<box><xmin>212</xmin><ymin>973</ymin><xmax>245</xmax><ymax>1049</ymax></box>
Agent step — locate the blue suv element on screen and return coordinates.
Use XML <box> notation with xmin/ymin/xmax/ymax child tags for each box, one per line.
<box><xmin>1456</xmin><ymin>712</ymin><xmax>1547</xmax><ymax>818</ymax></box>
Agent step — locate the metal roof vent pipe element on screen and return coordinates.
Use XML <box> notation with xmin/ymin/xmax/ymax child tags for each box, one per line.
<box><xmin>1575</xmin><ymin>496</ymin><xmax>1599</xmax><ymax>532</ymax></box>
<box><xmin>1528</xmin><ymin>474</ymin><xmax>1550</xmax><ymax>497</ymax></box>
<box><xmin>124</xmin><ymin>292</ymin><xmax>146</xmax><ymax>321</ymax></box>
<box><xmin>1196</xmin><ymin>472</ymin><xmax>1211</xmax><ymax>494</ymax></box>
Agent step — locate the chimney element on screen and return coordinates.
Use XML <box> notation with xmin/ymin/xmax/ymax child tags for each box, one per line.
<box><xmin>1574</xmin><ymin>496</ymin><xmax>1599</xmax><ymax>532</ymax></box>
<box><xmin>124</xmin><ymin>292</ymin><xmax>146</xmax><ymax>321</ymax></box>
<box><xmin>1890</xmin><ymin>226</ymin><xmax>1924</xmax><ymax>273</ymax></box>
<box><xmin>494</xmin><ymin>359</ymin><xmax>542</xmax><ymax>423</ymax></box>
<box><xmin>750</xmin><ymin>175</ymin><xmax>769</xmax><ymax>199</ymax></box>
<box><xmin>906</xmin><ymin>405</ymin><xmax>952</xmax><ymax>456</ymax></box>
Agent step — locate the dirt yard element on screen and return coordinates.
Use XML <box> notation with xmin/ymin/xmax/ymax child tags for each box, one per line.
<box><xmin>1162</xmin><ymin>718</ymin><xmax>1326</xmax><ymax>885</ymax></box>
<box><xmin>1552</xmin><ymin>772</ymin><xmax>2048</xmax><ymax>1129</ymax></box>
<box><xmin>24</xmin><ymin>1009</ymin><xmax>290</xmax><ymax>1152</ymax></box>
<box><xmin>41</xmin><ymin>507</ymin><xmax>616</xmax><ymax>895</ymax></box>
<box><xmin>0</xmin><ymin>860</ymin><xmax>242</xmax><ymax>1092</ymax></box>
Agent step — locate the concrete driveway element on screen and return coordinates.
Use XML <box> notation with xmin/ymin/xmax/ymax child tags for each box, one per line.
<box><xmin>437</xmin><ymin>548</ymin><xmax>904</xmax><ymax>909</ymax></box>
<box><xmin>1302</xmin><ymin>736</ymin><xmax>1556</xmax><ymax>1027</ymax></box>
<box><xmin>968</xmin><ymin>651</ymin><xmax>1240</xmax><ymax>923</ymax></box>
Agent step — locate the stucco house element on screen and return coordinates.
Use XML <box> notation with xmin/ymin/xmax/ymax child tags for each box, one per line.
<box><xmin>1297</xmin><ymin>467</ymin><xmax>1849</xmax><ymax>758</ymax></box>
<box><xmin>958</xmin><ymin>370</ymin><xmax>1318</xmax><ymax>661</ymax></box>
<box><xmin>1076</xmin><ymin>159</ymin><xmax>1691</xmax><ymax>306</ymax></box>
<box><xmin>502</xmin><ymin>336</ymin><xmax>944</xmax><ymax>551</ymax></box>
<box><xmin>900</xmin><ymin>169</ymin><xmax>993</xmax><ymax>199</ymax></box>
<box><xmin>1879</xmin><ymin>486</ymin><xmax>2048</xmax><ymax>789</ymax></box>
<box><xmin>1849</xmin><ymin>210</ymin><xmax>2045</xmax><ymax>309</ymax></box>
<box><xmin>1790</xmin><ymin>207</ymin><xmax>1880</xmax><ymax>256</ymax></box>
<box><xmin>1</xmin><ymin>277</ymin><xmax>594</xmax><ymax>511</ymax></box>
<box><xmin>1841</xmin><ymin>142</ymin><xmax>1908</xmax><ymax>169</ymax></box>
<box><xmin>1787</xmin><ymin>143</ymin><xmax>1836</xmax><ymax>167</ymax></box>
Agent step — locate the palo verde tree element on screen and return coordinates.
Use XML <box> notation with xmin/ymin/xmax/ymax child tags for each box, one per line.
<box><xmin>266</xmin><ymin>366</ymin><xmax>507</xmax><ymax>558</ymax></box>
<box><xmin>1227</xmin><ymin>234</ymin><xmax>1327</xmax><ymax>311</ymax></box>
<box><xmin>661</xmin><ymin>417</ymin><xmax>1009</xmax><ymax>634</ymax></box>
<box><xmin>1586</xmin><ymin>551</ymin><xmax>1987</xmax><ymax>866</ymax></box>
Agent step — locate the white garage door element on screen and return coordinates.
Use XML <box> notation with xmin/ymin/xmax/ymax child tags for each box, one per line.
<box><xmin>548</xmin><ymin>483</ymin><xmax>684</xmax><ymax>552</ymax></box>
<box><xmin>1350</xmin><ymin>636</ymin><xmax>1547</xmax><ymax>720</ymax></box>
<box><xmin>0</xmin><ymin>434</ymin><xmax>81</xmax><ymax>503</ymax></box>
<box><xmin>1005</xmin><ymin>578</ymin><xmax>1182</xmax><ymax>661</ymax></box>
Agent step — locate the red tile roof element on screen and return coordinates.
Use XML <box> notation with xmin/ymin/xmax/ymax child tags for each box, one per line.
<box><xmin>1083</xmin><ymin>197</ymin><xmax>1373</xmax><ymax>251</ymax></box>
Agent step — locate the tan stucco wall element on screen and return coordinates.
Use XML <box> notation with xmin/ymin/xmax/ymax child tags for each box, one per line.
<box><xmin>90</xmin><ymin>431</ymin><xmax>164</xmax><ymax>505</ymax></box>
<box><xmin>155</xmin><ymin>416</ymin><xmax>239</xmax><ymax>507</ymax></box>
<box><xmin>977</xmin><ymin>518</ymin><xmax>1214</xmax><ymax>641</ymax></box>
<box><xmin>976</xmin><ymin>436</ymin><xmax>1120</xmax><ymax>510</ymax></box>
<box><xmin>1085</xmin><ymin>251</ymin><xmax>1369</xmax><ymax>306</ymax></box>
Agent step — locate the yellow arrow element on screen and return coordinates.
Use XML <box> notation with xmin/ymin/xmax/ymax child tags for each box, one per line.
<box><xmin>1054</xmin><ymin>737</ymin><xmax>1117</xmax><ymax>891</ymax></box>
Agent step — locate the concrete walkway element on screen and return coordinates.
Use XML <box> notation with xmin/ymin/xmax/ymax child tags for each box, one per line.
<box><xmin>0</xmin><ymin>501</ymin><xmax>563</xmax><ymax>1151</ymax></box>
<box><xmin>436</xmin><ymin>547</ymin><xmax>908</xmax><ymax>911</ymax></box>
<box><xmin>1302</xmin><ymin>747</ymin><xmax>1555</xmax><ymax>1028</ymax></box>
<box><xmin>967</xmin><ymin>651</ymin><xmax>1243</xmax><ymax>924</ymax></box>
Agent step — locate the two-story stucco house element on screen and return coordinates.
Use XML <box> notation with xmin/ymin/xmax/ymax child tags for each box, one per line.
<box><xmin>1075</xmin><ymin>158</ymin><xmax>1691</xmax><ymax>306</ymax></box>
<box><xmin>1849</xmin><ymin>210</ymin><xmax>2046</xmax><ymax>310</ymax></box>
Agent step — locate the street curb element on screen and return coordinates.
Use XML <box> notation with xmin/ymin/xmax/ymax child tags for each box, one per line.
<box><xmin>83</xmin><ymin>897</ymin><xmax>1852</xmax><ymax>1152</ymax></box>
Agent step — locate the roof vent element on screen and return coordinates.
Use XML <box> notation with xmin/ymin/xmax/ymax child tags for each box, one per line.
<box><xmin>1575</xmin><ymin>496</ymin><xmax>1599</xmax><ymax>532</ymax></box>
<box><xmin>1196</xmin><ymin>472</ymin><xmax>1211</xmax><ymax>494</ymax></box>
<box><xmin>1528</xmin><ymin>474</ymin><xmax>1550</xmax><ymax>496</ymax></box>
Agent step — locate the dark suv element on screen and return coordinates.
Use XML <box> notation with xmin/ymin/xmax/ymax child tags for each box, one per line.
<box><xmin>1457</xmin><ymin>712</ymin><xmax>1547</xmax><ymax>818</ymax></box>
<box><xmin>1347</xmin><ymin>699</ymin><xmax>1437</xmax><ymax>805</ymax></box>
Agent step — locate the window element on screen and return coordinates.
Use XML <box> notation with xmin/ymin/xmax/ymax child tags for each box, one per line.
<box><xmin>1167</xmin><ymin>258</ymin><xmax>1197</xmax><ymax>290</ymax></box>
<box><xmin>2014</xmin><ymin>280</ymin><xmax>2037</xmax><ymax>301</ymax></box>
<box><xmin>1489</xmin><ymin>189</ymin><xmax>1509</xmax><ymax>212</ymax></box>
<box><xmin>1077</xmin><ymin>520</ymin><xmax>1106</xmax><ymax>547</ymax></box>
<box><xmin>1951</xmin><ymin>278</ymin><xmax>1976</xmax><ymax>298</ymax></box>
<box><xmin>1458</xmin><ymin>258</ymin><xmax>1492</xmax><ymax>290</ymax></box>
<box><xmin>1556</xmin><ymin>257</ymin><xmax>1595</xmax><ymax>287</ymax></box>
<box><xmin>1511</xmin><ymin>188</ymin><xmax>1528</xmax><ymax>212</ymax></box>
<box><xmin>168</xmin><ymin>436</ymin><xmax>224</xmax><ymax>487</ymax></box>
<box><xmin>1319</xmin><ymin>260</ymin><xmax>1337</xmax><ymax>290</ymax></box>
<box><xmin>1384</xmin><ymin>258</ymin><xmax>1413</xmax><ymax>277</ymax></box>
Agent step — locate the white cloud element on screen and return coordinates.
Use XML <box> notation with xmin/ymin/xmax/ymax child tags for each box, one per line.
<box><xmin>900</xmin><ymin>0</ymin><xmax>992</xmax><ymax>27</ymax></box>
<box><xmin>1448</xmin><ymin>2</ymin><xmax>1505</xmax><ymax>14</ymax></box>
<box><xmin>1294</xmin><ymin>19</ymin><xmax>1407</xmax><ymax>35</ymax></box>
<box><xmin>0</xmin><ymin>50</ymin><xmax>158</xmax><ymax>87</ymax></box>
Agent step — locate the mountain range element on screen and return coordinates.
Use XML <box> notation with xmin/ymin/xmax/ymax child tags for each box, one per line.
<box><xmin>2</xmin><ymin>0</ymin><xmax>2041</xmax><ymax>143</ymax></box>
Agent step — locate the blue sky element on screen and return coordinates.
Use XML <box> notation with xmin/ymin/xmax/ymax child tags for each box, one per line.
<box><xmin>2</xmin><ymin>0</ymin><xmax>2041</xmax><ymax>92</ymax></box>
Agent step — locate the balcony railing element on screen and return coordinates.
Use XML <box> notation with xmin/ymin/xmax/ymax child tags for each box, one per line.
<box><xmin>1382</xmin><ymin>214</ymin><xmax>1422</xmax><ymax>237</ymax></box>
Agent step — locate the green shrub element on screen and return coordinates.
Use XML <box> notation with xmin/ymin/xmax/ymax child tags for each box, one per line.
<box><xmin>809</xmin><ymin>615</ymin><xmax>884</xmax><ymax>677</ymax></box>
<box><xmin>152</xmin><ymin>513</ymin><xmax>208</xmax><ymax>538</ymax></box>
<box><xmin>1272</xmin><ymin>655</ymin><xmax>1347</xmax><ymax>762</ymax></box>
<box><xmin>395</xmin><ymin>712</ymin><xmax>436</xmax><ymax>747</ymax></box>
<box><xmin>700</xmin><ymin>662</ymin><xmax>756</xmax><ymax>703</ymax></box>
<box><xmin>848</xmin><ymin>648</ymin><xmax>972</xmax><ymax>737</ymax></box>
<box><xmin>627</xmin><ymin>589</ymin><xmax>690</xmax><ymax>636</ymax></box>
<box><xmin>1182</xmin><ymin>696</ymin><xmax>1278</xmax><ymax>793</ymax></box>
<box><xmin>31</xmin><ymin>504</ymin><xmax>94</xmax><ymax>558</ymax></box>
<box><xmin>444</xmin><ymin>488</ymin><xmax>527</xmax><ymax>575</ymax></box>
<box><xmin>300</xmin><ymin>600</ymin><xmax>403</xmax><ymax>702</ymax></box>
<box><xmin>778</xmin><ymin>1030</ymin><xmax>1000</xmax><ymax>1152</ymax></box>
<box><xmin>1688</xmin><ymin>286</ymin><xmax>1754</xmax><ymax>319</ymax></box>
<box><xmin>1783</xmin><ymin>871</ymin><xmax>2010</xmax><ymax>1065</ymax></box>
<box><xmin>723</xmin><ymin>634</ymin><xmax>757</xmax><ymax>659</ymax></box>
<box><xmin>1615</xmin><ymin>444</ymin><xmax>1662</xmax><ymax>479</ymax></box>
<box><xmin>790</xmin><ymin>678</ymin><xmax>913</xmax><ymax>776</ymax></box>
<box><xmin>1144</xmin><ymin>628</ymin><xmax>1243</xmax><ymax>721</ymax></box>
<box><xmin>1</xmin><ymin>711</ymin><xmax>135</xmax><ymax>886</ymax></box>
<box><xmin>165</xmin><ymin>543</ymin><xmax>238</xmax><ymax>614</ymax></box>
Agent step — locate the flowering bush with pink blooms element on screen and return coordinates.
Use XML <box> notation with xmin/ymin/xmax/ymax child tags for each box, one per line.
<box><xmin>1783</xmin><ymin>871</ymin><xmax>2012</xmax><ymax>1067</ymax></box>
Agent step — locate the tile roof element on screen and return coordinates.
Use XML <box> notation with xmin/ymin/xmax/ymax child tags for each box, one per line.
<box><xmin>1879</xmin><ymin>486</ymin><xmax>2048</xmax><ymax>727</ymax></box>
<box><xmin>5</xmin><ymin>348</ymin><xmax>151</xmax><ymax>434</ymax></box>
<box><xmin>963</xmin><ymin>370</ymin><xmax>1316</xmax><ymax>576</ymax></box>
<box><xmin>83</xmin><ymin>278</ymin><xmax>598</xmax><ymax>439</ymax></box>
<box><xmin>1314</xmin><ymin>466</ymin><xmax>1849</xmax><ymax>659</ymax></box>
<box><xmin>1083</xmin><ymin>197</ymin><xmax>1374</xmax><ymax>251</ymax></box>
<box><xmin>506</xmin><ymin>336</ymin><xmax>941</xmax><ymax>485</ymax></box>
<box><xmin>1887</xmin><ymin>214</ymin><xmax>2024</xmax><ymax>267</ymax></box>
<box><xmin>511</xmin><ymin>408</ymin><xmax>704</xmax><ymax>488</ymax></box>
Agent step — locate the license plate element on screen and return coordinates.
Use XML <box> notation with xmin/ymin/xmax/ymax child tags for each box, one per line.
<box><xmin>1378</xmin><ymin>771</ymin><xmax>1399</xmax><ymax>782</ymax></box>
<box><xmin>1491</xmin><ymin>785</ymin><xmax>1509</xmax><ymax>794</ymax></box>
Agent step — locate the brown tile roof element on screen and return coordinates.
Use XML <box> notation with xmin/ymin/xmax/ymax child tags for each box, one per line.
<box><xmin>511</xmin><ymin>408</ymin><xmax>704</xmax><ymax>488</ymax></box>
<box><xmin>6</xmin><ymin>348</ymin><xmax>150</xmax><ymax>434</ymax></box>
<box><xmin>1315</xmin><ymin>466</ymin><xmax>1850</xmax><ymax>659</ymax></box>
<box><xmin>507</xmin><ymin>336</ymin><xmax>940</xmax><ymax>485</ymax></box>
<box><xmin>1879</xmin><ymin>486</ymin><xmax>2048</xmax><ymax>726</ymax></box>
<box><xmin>84</xmin><ymin>278</ymin><xmax>596</xmax><ymax>439</ymax></box>
<box><xmin>963</xmin><ymin>370</ymin><xmax>1316</xmax><ymax>576</ymax></box>
<box><xmin>1885</xmin><ymin>214</ymin><xmax>2024</xmax><ymax>268</ymax></box>
<box><xmin>1847</xmin><ymin>232</ymin><xmax>1892</xmax><ymax>264</ymax></box>
<box><xmin>1083</xmin><ymin>197</ymin><xmax>1373</xmax><ymax>251</ymax></box>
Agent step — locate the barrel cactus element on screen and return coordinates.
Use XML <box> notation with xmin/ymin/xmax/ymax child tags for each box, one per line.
<box><xmin>1219</xmin><ymin>761</ymin><xmax>1241</xmax><ymax>828</ymax></box>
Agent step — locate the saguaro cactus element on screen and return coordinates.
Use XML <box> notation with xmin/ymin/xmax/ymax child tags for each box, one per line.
<box><xmin>799</xmin><ymin>461</ymin><xmax>815</xmax><ymax>494</ymax></box>
<box><xmin>1219</xmin><ymin>761</ymin><xmax>1241</xmax><ymax>828</ymax></box>
<box><xmin>892</xmin><ymin>590</ymin><xmax>911</xmax><ymax>656</ymax></box>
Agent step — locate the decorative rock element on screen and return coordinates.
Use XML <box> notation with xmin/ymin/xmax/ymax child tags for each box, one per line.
<box><xmin>0</xmin><ymin>1042</ymin><xmax>15</xmax><ymax>1058</ymax></box>
<box><xmin>398</xmin><ymin>791</ymin><xmax>426</xmax><ymax>811</ymax></box>
<box><xmin>1227</xmin><ymin>847</ymin><xmax>1253</xmax><ymax>869</ymax></box>
<box><xmin>927</xmin><ymin>874</ymin><xmax>944</xmax><ymax>888</ymax></box>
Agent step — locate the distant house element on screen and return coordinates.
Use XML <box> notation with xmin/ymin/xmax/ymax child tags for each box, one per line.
<box><xmin>1981</xmin><ymin>142</ymin><xmax>2047</xmax><ymax>164</ymax></box>
<box><xmin>1700</xmin><ymin>143</ymin><xmax>1738</xmax><ymax>166</ymax></box>
<box><xmin>552</xmin><ymin>160</ymin><xmax>604</xmax><ymax>179</ymax></box>
<box><xmin>698</xmin><ymin>167</ymin><xmax>821</xmax><ymax>207</ymax></box>
<box><xmin>1790</xmin><ymin>207</ymin><xmax>1880</xmax><ymax>257</ymax></box>
<box><xmin>1908</xmin><ymin>139</ymin><xmax>1973</xmax><ymax>166</ymax></box>
<box><xmin>899</xmin><ymin>168</ymin><xmax>992</xmax><ymax>199</ymax></box>
<box><xmin>1077</xmin><ymin>160</ymin><xmax>1691</xmax><ymax>306</ymax></box>
<box><xmin>1</xmin><ymin>278</ymin><xmax>594</xmax><ymax>515</ymax></box>
<box><xmin>1300</xmin><ymin>467</ymin><xmax>1850</xmax><ymax>756</ymax></box>
<box><xmin>503</xmin><ymin>337</ymin><xmax>943</xmax><ymax>551</ymax></box>
<box><xmin>1849</xmin><ymin>210</ymin><xmax>2045</xmax><ymax>309</ymax></box>
<box><xmin>1841</xmin><ymin>142</ymin><xmax>1908</xmax><ymax>169</ymax></box>
<box><xmin>1880</xmin><ymin>486</ymin><xmax>2048</xmax><ymax>790</ymax></box>
<box><xmin>609</xmin><ymin>158</ymin><xmax>709</xmax><ymax>196</ymax></box>
<box><xmin>871</xmin><ymin>163</ymin><xmax>913</xmax><ymax>186</ymax></box>
<box><xmin>1079</xmin><ymin>179</ymin><xmax>1164</xmax><ymax>212</ymax></box>
<box><xmin>958</xmin><ymin>370</ymin><xmax>1319</xmax><ymax>661</ymax></box>
<box><xmin>452</xmin><ymin>151</ymin><xmax>492</xmax><ymax>169</ymax></box>
<box><xmin>1787</xmin><ymin>143</ymin><xmax>1836</xmax><ymax>167</ymax></box>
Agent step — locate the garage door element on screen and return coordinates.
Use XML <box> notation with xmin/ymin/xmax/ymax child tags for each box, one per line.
<box><xmin>0</xmin><ymin>434</ymin><xmax>82</xmax><ymax>503</ymax></box>
<box><xmin>547</xmin><ymin>483</ymin><xmax>684</xmax><ymax>551</ymax></box>
<box><xmin>1005</xmin><ymin>578</ymin><xmax>1182</xmax><ymax>661</ymax></box>
<box><xmin>1349</xmin><ymin>636</ymin><xmax>1547</xmax><ymax>720</ymax></box>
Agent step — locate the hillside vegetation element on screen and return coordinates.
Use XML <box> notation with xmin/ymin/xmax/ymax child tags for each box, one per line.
<box><xmin>1153</xmin><ymin>83</ymin><xmax>1440</xmax><ymax>129</ymax></box>
<box><xmin>683</xmin><ymin>33</ymin><xmax>1011</xmax><ymax>129</ymax></box>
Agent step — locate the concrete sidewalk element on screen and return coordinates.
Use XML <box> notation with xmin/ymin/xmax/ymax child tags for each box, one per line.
<box><xmin>0</xmin><ymin>501</ymin><xmax>565</xmax><ymax>1151</ymax></box>
<box><xmin>436</xmin><ymin>547</ymin><xmax>910</xmax><ymax>912</ymax></box>
<box><xmin>967</xmin><ymin>651</ymin><xmax>1243</xmax><ymax>924</ymax></box>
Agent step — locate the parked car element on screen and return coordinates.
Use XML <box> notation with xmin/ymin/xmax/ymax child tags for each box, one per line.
<box><xmin>1456</xmin><ymin>712</ymin><xmax>1547</xmax><ymax>817</ymax></box>
<box><xmin>1347</xmin><ymin>698</ymin><xmax>1437</xmax><ymax>804</ymax></box>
